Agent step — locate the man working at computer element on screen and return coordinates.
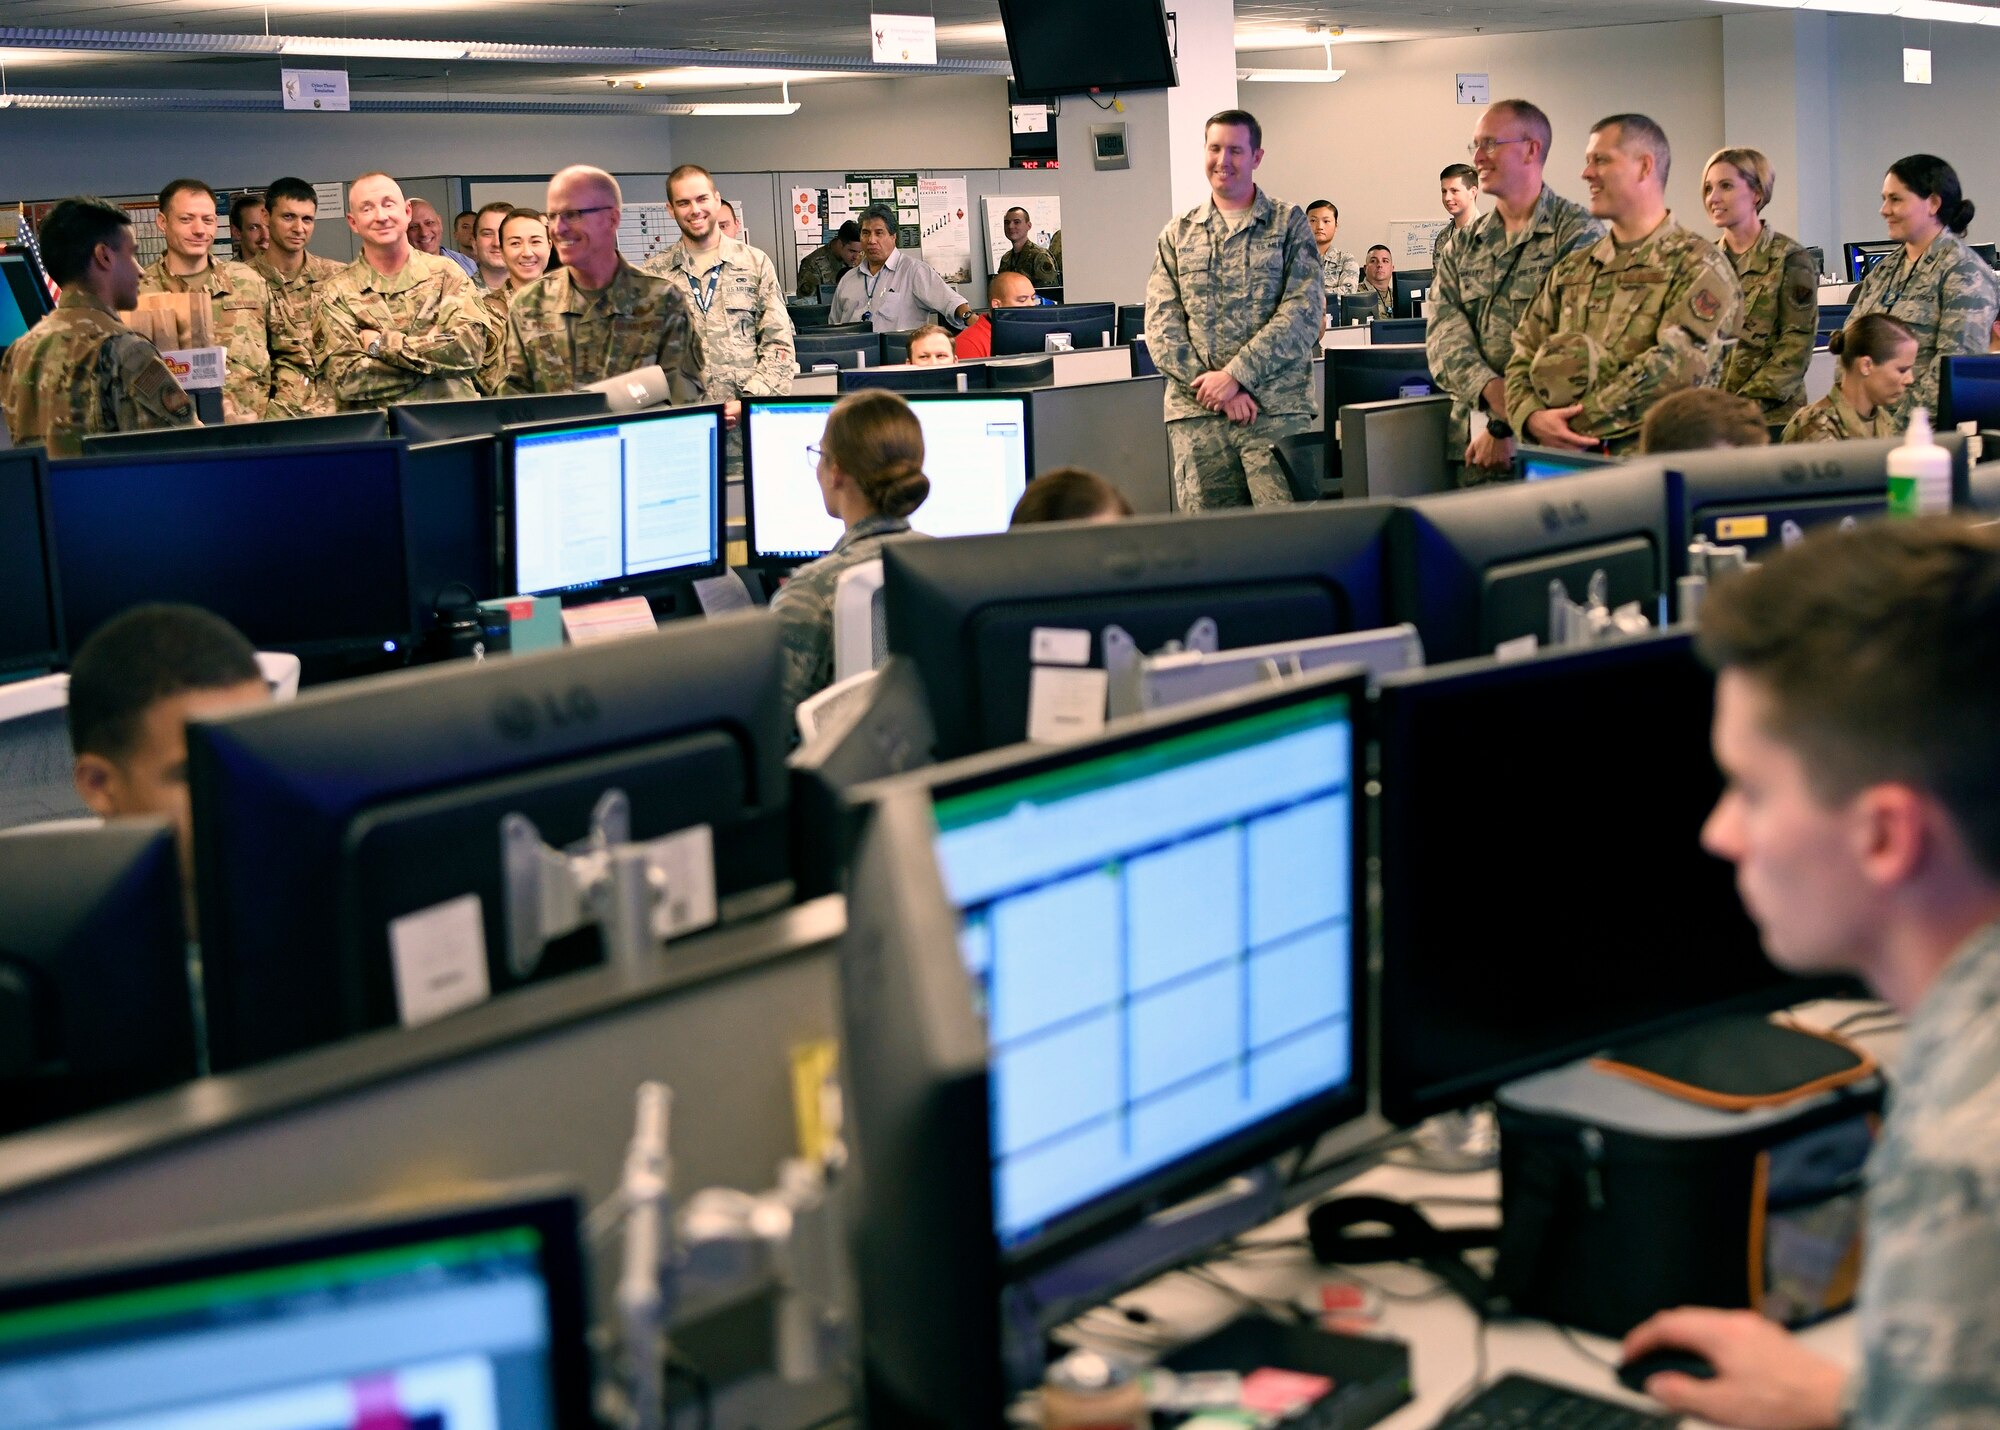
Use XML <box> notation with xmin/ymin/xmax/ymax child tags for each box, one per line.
<box><xmin>1504</xmin><ymin>113</ymin><xmax>1741</xmax><ymax>458</ymax></box>
<box><xmin>1145</xmin><ymin>108</ymin><xmax>1323</xmax><ymax>510</ymax></box>
<box><xmin>1620</xmin><ymin>518</ymin><xmax>2000</xmax><ymax>1429</ymax></box>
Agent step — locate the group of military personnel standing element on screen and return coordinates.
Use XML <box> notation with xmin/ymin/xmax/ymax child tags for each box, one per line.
<box><xmin>2</xmin><ymin>162</ymin><xmax>797</xmax><ymax>457</ymax></box>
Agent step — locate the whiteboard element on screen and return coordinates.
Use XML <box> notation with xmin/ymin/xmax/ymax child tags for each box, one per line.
<box><xmin>1385</xmin><ymin>219</ymin><xmax>1449</xmax><ymax>268</ymax></box>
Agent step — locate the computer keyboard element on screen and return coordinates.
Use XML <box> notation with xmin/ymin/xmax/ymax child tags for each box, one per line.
<box><xmin>1429</xmin><ymin>1373</ymin><xmax>1679</xmax><ymax>1429</ymax></box>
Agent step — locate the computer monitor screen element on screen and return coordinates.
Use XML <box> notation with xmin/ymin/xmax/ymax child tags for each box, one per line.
<box><xmin>1376</xmin><ymin>632</ymin><xmax>1837</xmax><ymax>1124</ymax></box>
<box><xmin>1336</xmin><ymin>292</ymin><xmax>1384</xmax><ymax>325</ymax></box>
<box><xmin>390</xmin><ymin>391</ymin><xmax>608</xmax><ymax>445</ymax></box>
<box><xmin>1806</xmin><ymin>245</ymin><xmax>1826</xmax><ymax>277</ymax></box>
<box><xmin>0</xmin><ymin>252</ymin><xmax>47</xmax><ymax>351</ymax></box>
<box><xmin>405</xmin><ymin>436</ymin><xmax>501</xmax><ymax>626</ymax></box>
<box><xmin>503</xmin><ymin>405</ymin><xmax>724</xmax><ymax>601</ymax></box>
<box><xmin>0</xmin><ymin>820</ymin><xmax>192</xmax><ymax>1134</ymax></box>
<box><xmin>1392</xmin><ymin>269</ymin><xmax>1431</xmax><ymax>319</ymax></box>
<box><xmin>1975</xmin><ymin>241</ymin><xmax>1997</xmax><ymax>268</ymax></box>
<box><xmin>884</xmin><ymin>502</ymin><xmax>1394</xmax><ymax>757</ymax></box>
<box><xmin>839</xmin><ymin>363</ymin><xmax>990</xmax><ymax>395</ymax></box>
<box><xmin>49</xmin><ymin>441</ymin><xmax>417</xmax><ymax>657</ymax></box>
<box><xmin>189</xmin><ymin>614</ymin><xmax>791</xmax><ymax>1069</ymax></box>
<box><xmin>0</xmin><ymin>1189</ymin><xmax>594</xmax><ymax>1430</ymax></box>
<box><xmin>0</xmin><ymin>448</ymin><xmax>62</xmax><ymax>676</ymax></box>
<box><xmin>744</xmin><ymin>394</ymin><xmax>1031</xmax><ymax>564</ymax></box>
<box><xmin>1517</xmin><ymin>445</ymin><xmax>1618</xmax><ymax>481</ymax></box>
<box><xmin>79</xmin><ymin>410</ymin><xmax>390</xmax><ymax>457</ymax></box>
<box><xmin>1843</xmin><ymin>240</ymin><xmax>1899</xmax><ymax>282</ymax></box>
<box><xmin>997</xmin><ymin>0</ymin><xmax>1176</xmax><ymax>100</ymax></box>
<box><xmin>989</xmin><ymin>303</ymin><xmax>1116</xmax><ymax>356</ymax></box>
<box><xmin>788</xmin><ymin>302</ymin><xmax>833</xmax><ymax>329</ymax></box>
<box><xmin>931</xmin><ymin>676</ymin><xmax>1366</xmax><ymax>1259</ymax></box>
<box><xmin>1939</xmin><ymin>354</ymin><xmax>2000</xmax><ymax>430</ymax></box>
<box><xmin>1816</xmin><ymin>303</ymin><xmax>1851</xmax><ymax>343</ymax></box>
<box><xmin>794</xmin><ymin>331</ymin><xmax>877</xmax><ymax>371</ymax></box>
<box><xmin>1325</xmin><ymin>345</ymin><xmax>1435</xmax><ymax>422</ymax></box>
<box><xmin>1370</xmin><ymin>317</ymin><xmax>1427</xmax><ymax>345</ymax></box>
<box><xmin>1390</xmin><ymin>463</ymin><xmax>1671</xmax><ymax>662</ymax></box>
<box><xmin>1116</xmin><ymin>304</ymin><xmax>1146</xmax><ymax>346</ymax></box>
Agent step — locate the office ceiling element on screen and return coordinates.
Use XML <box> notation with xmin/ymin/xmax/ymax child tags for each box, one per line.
<box><xmin>0</xmin><ymin>1</ymin><xmax>1786</xmax><ymax>97</ymax></box>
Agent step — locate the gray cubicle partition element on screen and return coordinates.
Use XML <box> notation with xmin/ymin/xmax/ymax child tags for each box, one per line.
<box><xmin>0</xmin><ymin>898</ymin><xmax>848</xmax><ymax>1428</ymax></box>
<box><xmin>1029</xmin><ymin>375</ymin><xmax>1175</xmax><ymax>515</ymax></box>
<box><xmin>1340</xmin><ymin>395</ymin><xmax>1457</xmax><ymax>499</ymax></box>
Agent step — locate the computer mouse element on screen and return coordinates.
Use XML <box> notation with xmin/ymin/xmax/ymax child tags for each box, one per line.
<box><xmin>1617</xmin><ymin>1348</ymin><xmax>1718</xmax><ymax>1394</ymax></box>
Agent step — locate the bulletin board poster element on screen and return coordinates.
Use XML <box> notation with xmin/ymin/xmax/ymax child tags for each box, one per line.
<box><xmin>790</xmin><ymin>187</ymin><xmax>856</xmax><ymax>249</ymax></box>
<box><xmin>847</xmin><ymin>171</ymin><xmax>921</xmax><ymax>251</ymax></box>
<box><xmin>1386</xmin><ymin>219</ymin><xmax>1449</xmax><ymax>267</ymax></box>
<box><xmin>980</xmin><ymin>195</ymin><xmax>1062</xmax><ymax>272</ymax></box>
<box><xmin>918</xmin><ymin>177</ymin><xmax>971</xmax><ymax>284</ymax></box>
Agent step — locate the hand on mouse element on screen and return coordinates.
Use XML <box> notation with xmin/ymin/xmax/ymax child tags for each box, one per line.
<box><xmin>1621</xmin><ymin>1307</ymin><xmax>1846</xmax><ymax>1429</ymax></box>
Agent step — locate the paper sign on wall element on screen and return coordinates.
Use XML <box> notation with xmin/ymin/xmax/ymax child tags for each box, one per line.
<box><xmin>917</xmin><ymin>177</ymin><xmax>971</xmax><ymax>284</ymax></box>
<box><xmin>281</xmin><ymin>68</ymin><xmax>350</xmax><ymax>111</ymax></box>
<box><xmin>1904</xmin><ymin>48</ymin><xmax>1932</xmax><ymax>84</ymax></box>
<box><xmin>313</xmin><ymin>181</ymin><xmax>345</xmax><ymax>218</ymax></box>
<box><xmin>871</xmin><ymin>12</ymin><xmax>939</xmax><ymax>65</ymax></box>
<box><xmin>1456</xmin><ymin>72</ymin><xmax>1490</xmax><ymax>105</ymax></box>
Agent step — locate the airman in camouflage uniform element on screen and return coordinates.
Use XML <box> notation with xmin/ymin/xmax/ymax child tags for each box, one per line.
<box><xmin>1717</xmin><ymin>224</ymin><xmax>1818</xmax><ymax>424</ymax></box>
<box><xmin>770</xmin><ymin>516</ymin><xmax>920</xmax><ymax>739</ymax></box>
<box><xmin>1850</xmin><ymin>228</ymin><xmax>1999</xmax><ymax>427</ymax></box>
<box><xmin>1427</xmin><ymin>184</ymin><xmax>1603</xmax><ymax>471</ymax></box>
<box><xmin>795</xmin><ymin>237</ymin><xmax>856</xmax><ymax>301</ymax></box>
<box><xmin>2</xmin><ymin>290</ymin><xmax>194</xmax><ymax>457</ymax></box>
<box><xmin>1780</xmin><ymin>385</ymin><xmax>1896</xmax><ymax>444</ymax></box>
<box><xmin>501</xmin><ymin>259</ymin><xmax>704</xmax><ymax>402</ymax></box>
<box><xmin>1356</xmin><ymin>283</ymin><xmax>1396</xmax><ymax>322</ymax></box>
<box><xmin>249</xmin><ymin>249</ymin><xmax>346</xmax><ymax>417</ymax></box>
<box><xmin>1317</xmin><ymin>247</ymin><xmax>1360</xmax><ymax>296</ymax></box>
<box><xmin>641</xmin><ymin>236</ymin><xmax>795</xmax><ymax>403</ymax></box>
<box><xmin>998</xmin><ymin>240</ymin><xmax>1058</xmax><ymax>290</ymax></box>
<box><xmin>1506</xmin><ymin>216</ymin><xmax>1742</xmax><ymax>456</ymax></box>
<box><xmin>315</xmin><ymin>249</ymin><xmax>501</xmax><ymax>411</ymax></box>
<box><xmin>138</xmin><ymin>255</ymin><xmax>305</xmax><ymax>423</ymax></box>
<box><xmin>1145</xmin><ymin>185</ymin><xmax>1325</xmax><ymax>510</ymax></box>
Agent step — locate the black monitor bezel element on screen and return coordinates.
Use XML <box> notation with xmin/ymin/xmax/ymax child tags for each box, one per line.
<box><xmin>499</xmin><ymin>403</ymin><xmax>728</xmax><ymax>603</ymax></box>
<box><xmin>77</xmin><ymin>410</ymin><xmax>391</xmax><ymax>458</ymax></box>
<box><xmin>388</xmin><ymin>390</ymin><xmax>610</xmax><ymax>445</ymax></box>
<box><xmin>1842</xmin><ymin>240</ymin><xmax>1900</xmax><ymax>283</ymax></box>
<box><xmin>987</xmin><ymin>303</ymin><xmax>1118</xmax><ymax>356</ymax></box>
<box><xmin>741</xmin><ymin>392</ymin><xmax>1035</xmax><ymax>567</ymax></box>
<box><xmin>862</xmin><ymin>665</ymin><xmax>1373</xmax><ymax>1275</ymax></box>
<box><xmin>996</xmin><ymin>0</ymin><xmax>1178</xmax><ymax>101</ymax></box>
<box><xmin>1939</xmin><ymin>354</ymin><xmax>2000</xmax><ymax>430</ymax></box>
<box><xmin>0</xmin><ymin>1186</ymin><xmax>596</xmax><ymax>1430</ymax></box>
<box><xmin>1390</xmin><ymin>268</ymin><xmax>1432</xmax><ymax>320</ymax></box>
<box><xmin>0</xmin><ymin>446</ymin><xmax>64</xmax><ymax>677</ymax></box>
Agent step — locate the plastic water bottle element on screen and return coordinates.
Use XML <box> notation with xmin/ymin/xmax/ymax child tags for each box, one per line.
<box><xmin>1887</xmin><ymin>406</ymin><xmax>1952</xmax><ymax>518</ymax></box>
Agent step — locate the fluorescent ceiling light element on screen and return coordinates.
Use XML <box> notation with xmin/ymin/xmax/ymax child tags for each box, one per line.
<box><xmin>677</xmin><ymin>80</ymin><xmax>800</xmax><ymax>116</ymax></box>
<box><xmin>1239</xmin><ymin>39</ymin><xmax>1344</xmax><ymax>82</ymax></box>
<box><xmin>278</xmin><ymin>37</ymin><xmax>471</xmax><ymax>59</ymax></box>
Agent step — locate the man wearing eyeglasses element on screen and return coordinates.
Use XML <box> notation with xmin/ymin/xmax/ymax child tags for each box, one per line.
<box><xmin>503</xmin><ymin>165</ymin><xmax>704</xmax><ymax>402</ymax></box>
<box><xmin>1426</xmin><ymin>98</ymin><xmax>1603</xmax><ymax>483</ymax></box>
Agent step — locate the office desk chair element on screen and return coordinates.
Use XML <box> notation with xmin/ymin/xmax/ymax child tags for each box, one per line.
<box><xmin>1275</xmin><ymin>431</ymin><xmax>1334</xmax><ymax>501</ymax></box>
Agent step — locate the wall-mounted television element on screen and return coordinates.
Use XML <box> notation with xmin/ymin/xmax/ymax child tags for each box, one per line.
<box><xmin>998</xmin><ymin>0</ymin><xmax>1178</xmax><ymax>101</ymax></box>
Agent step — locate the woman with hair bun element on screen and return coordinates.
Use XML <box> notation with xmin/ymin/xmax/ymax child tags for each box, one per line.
<box><xmin>1703</xmin><ymin>147</ymin><xmax>1818</xmax><ymax>424</ymax></box>
<box><xmin>1781</xmin><ymin>313</ymin><xmax>1917</xmax><ymax>443</ymax></box>
<box><xmin>770</xmin><ymin>389</ymin><xmax>930</xmax><ymax>731</ymax></box>
<box><xmin>1850</xmin><ymin>153</ymin><xmax>2000</xmax><ymax>426</ymax></box>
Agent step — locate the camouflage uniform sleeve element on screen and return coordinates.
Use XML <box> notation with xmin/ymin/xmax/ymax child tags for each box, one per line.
<box><xmin>1026</xmin><ymin>245</ymin><xmax>1058</xmax><ymax>288</ymax></box>
<box><xmin>1735</xmin><ymin>247</ymin><xmax>1818</xmax><ymax>409</ymax></box>
<box><xmin>1576</xmin><ymin>251</ymin><xmax>1743</xmax><ymax>440</ymax></box>
<box><xmin>1915</xmin><ymin>252</ymin><xmax>2000</xmax><ymax>417</ymax></box>
<box><xmin>795</xmin><ymin>252</ymin><xmax>823</xmax><ymax>300</ymax></box>
<box><xmin>1327</xmin><ymin>251</ymin><xmax>1360</xmax><ymax>294</ymax></box>
<box><xmin>264</xmin><ymin>284</ymin><xmax>317</xmax><ymax>419</ymax></box>
<box><xmin>1222</xmin><ymin>208</ymin><xmax>1325</xmax><ymax>401</ymax></box>
<box><xmin>653</xmin><ymin>282</ymin><xmax>707</xmax><ymax>406</ymax></box>
<box><xmin>1142</xmin><ymin>220</ymin><xmax>1205</xmax><ymax>391</ymax></box>
<box><xmin>104</xmin><ymin>332</ymin><xmax>196</xmax><ymax>432</ymax></box>
<box><xmin>381</xmin><ymin>268</ymin><xmax>497</xmax><ymax>379</ymax></box>
<box><xmin>501</xmin><ymin>300</ymin><xmax>536</xmax><ymax>396</ymax></box>
<box><xmin>475</xmin><ymin>290</ymin><xmax>511</xmax><ymax>396</ymax></box>
<box><xmin>318</xmin><ymin>288</ymin><xmax>423</xmax><ymax>409</ymax></box>
<box><xmin>217</xmin><ymin>274</ymin><xmax>274</xmax><ymax>423</ymax></box>
<box><xmin>1425</xmin><ymin>228</ymin><xmax>1498</xmax><ymax>404</ymax></box>
<box><xmin>1504</xmin><ymin>271</ymin><xmax>1562</xmax><ymax>429</ymax></box>
<box><xmin>769</xmin><ymin>568</ymin><xmax>835</xmax><ymax>740</ymax></box>
<box><xmin>744</xmin><ymin>255</ymin><xmax>797</xmax><ymax>397</ymax></box>
<box><xmin>1780</xmin><ymin>400</ymin><xmax>1833</xmax><ymax>444</ymax></box>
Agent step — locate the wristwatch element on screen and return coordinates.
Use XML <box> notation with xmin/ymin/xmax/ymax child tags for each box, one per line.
<box><xmin>1484</xmin><ymin>416</ymin><xmax>1514</xmax><ymax>441</ymax></box>
<box><xmin>366</xmin><ymin>335</ymin><xmax>385</xmax><ymax>358</ymax></box>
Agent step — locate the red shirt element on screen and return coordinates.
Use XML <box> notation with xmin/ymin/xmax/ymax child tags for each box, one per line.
<box><xmin>954</xmin><ymin>315</ymin><xmax>993</xmax><ymax>360</ymax></box>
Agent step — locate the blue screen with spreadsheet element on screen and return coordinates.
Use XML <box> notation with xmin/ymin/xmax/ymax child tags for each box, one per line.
<box><xmin>930</xmin><ymin>694</ymin><xmax>1358</xmax><ymax>1251</ymax></box>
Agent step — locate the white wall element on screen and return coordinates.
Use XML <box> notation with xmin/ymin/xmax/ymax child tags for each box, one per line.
<box><xmin>666</xmin><ymin>76</ymin><xmax>1012</xmax><ymax>172</ymax></box>
<box><xmin>1242</xmin><ymin>20</ymin><xmax>1726</xmax><ymax>260</ymax></box>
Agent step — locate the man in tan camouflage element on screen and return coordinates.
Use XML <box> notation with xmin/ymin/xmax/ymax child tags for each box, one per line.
<box><xmin>138</xmin><ymin>178</ymin><xmax>308</xmax><ymax>423</ymax></box>
<box><xmin>1505</xmin><ymin>113</ymin><xmax>1742</xmax><ymax>457</ymax></box>
<box><xmin>996</xmin><ymin>207</ymin><xmax>1058</xmax><ymax>290</ymax></box>
<box><xmin>1427</xmin><ymin>98</ymin><xmax>1604</xmax><ymax>483</ymax></box>
<box><xmin>503</xmin><ymin>166</ymin><xmax>704</xmax><ymax>402</ymax></box>
<box><xmin>796</xmin><ymin>221</ymin><xmax>861</xmax><ymax>301</ymax></box>
<box><xmin>315</xmin><ymin>171</ymin><xmax>500</xmax><ymax>411</ymax></box>
<box><xmin>1143</xmin><ymin>109</ymin><xmax>1324</xmax><ymax>510</ymax></box>
<box><xmin>2</xmin><ymin>198</ymin><xmax>193</xmax><ymax>456</ymax></box>
<box><xmin>250</xmin><ymin>176</ymin><xmax>347</xmax><ymax>417</ymax></box>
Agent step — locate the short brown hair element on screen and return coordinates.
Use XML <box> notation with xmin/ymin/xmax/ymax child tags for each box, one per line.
<box><xmin>1010</xmin><ymin>468</ymin><xmax>1134</xmax><ymax>526</ymax></box>
<box><xmin>476</xmin><ymin>200</ymin><xmax>515</xmax><ymax>225</ymax></box>
<box><xmin>1206</xmin><ymin>108</ymin><xmax>1262</xmax><ymax>151</ymax></box>
<box><xmin>1488</xmin><ymin>99</ymin><xmax>1552</xmax><ymax>159</ymax></box>
<box><xmin>908</xmin><ymin>323</ymin><xmax>952</xmax><ymax>351</ymax></box>
<box><xmin>666</xmin><ymin>163</ymin><xmax>715</xmax><ymax>197</ymax></box>
<box><xmin>1638</xmin><ymin>388</ymin><xmax>1769</xmax><ymax>455</ymax></box>
<box><xmin>823</xmin><ymin>390</ymin><xmax>930</xmax><ymax>519</ymax></box>
<box><xmin>1829</xmin><ymin>312</ymin><xmax>1915</xmax><ymax>369</ymax></box>
<box><xmin>1593</xmin><ymin>112</ymin><xmax>1672</xmax><ymax>184</ymax></box>
<box><xmin>1697</xmin><ymin>517</ymin><xmax>2000</xmax><ymax>877</ymax></box>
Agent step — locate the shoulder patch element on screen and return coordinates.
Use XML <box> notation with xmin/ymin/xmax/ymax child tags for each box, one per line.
<box><xmin>1691</xmin><ymin>287</ymin><xmax>1722</xmax><ymax>322</ymax></box>
<box><xmin>1791</xmin><ymin>285</ymin><xmax>1815</xmax><ymax>306</ymax></box>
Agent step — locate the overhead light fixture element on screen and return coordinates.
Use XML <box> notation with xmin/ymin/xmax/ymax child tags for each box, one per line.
<box><xmin>679</xmin><ymin>81</ymin><xmax>799</xmax><ymax>116</ymax></box>
<box><xmin>1716</xmin><ymin>0</ymin><xmax>2000</xmax><ymax>17</ymax></box>
<box><xmin>278</xmin><ymin>37</ymin><xmax>472</xmax><ymax>60</ymax></box>
<box><xmin>1238</xmin><ymin>38</ymin><xmax>1344</xmax><ymax>82</ymax></box>
<box><xmin>0</xmin><ymin>91</ymin><xmax>781</xmax><ymax>114</ymax></box>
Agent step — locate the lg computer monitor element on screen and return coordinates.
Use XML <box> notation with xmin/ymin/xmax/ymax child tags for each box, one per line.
<box><xmin>0</xmin><ymin>447</ymin><xmax>62</xmax><ymax>677</ymax></box>
<box><xmin>49</xmin><ymin>440</ymin><xmax>418</xmax><ymax>659</ymax></box>
<box><xmin>0</xmin><ymin>820</ymin><xmax>192</xmax><ymax>1135</ymax></box>
<box><xmin>1843</xmin><ymin>240</ymin><xmax>1899</xmax><ymax>282</ymax></box>
<box><xmin>1339</xmin><ymin>396</ymin><xmax>1455</xmax><ymax>499</ymax></box>
<box><xmin>502</xmin><ymin>404</ymin><xmax>725</xmax><ymax>602</ymax></box>
<box><xmin>389</xmin><ymin>391</ymin><xmax>609</xmax><ymax>445</ymax></box>
<box><xmin>1391</xmin><ymin>269</ymin><xmax>1431</xmax><ymax>319</ymax></box>
<box><xmin>883</xmin><ymin>502</ymin><xmax>1395</xmax><ymax>757</ymax></box>
<box><xmin>841</xmin><ymin>670</ymin><xmax>1368</xmax><ymax>1427</ymax></box>
<box><xmin>1939</xmin><ymin>354</ymin><xmax>2000</xmax><ymax>430</ymax></box>
<box><xmin>1389</xmin><ymin>463</ymin><xmax>1672</xmax><ymax>662</ymax></box>
<box><xmin>1324</xmin><ymin>345</ymin><xmax>1435</xmax><ymax>451</ymax></box>
<box><xmin>989</xmin><ymin>303</ymin><xmax>1116</xmax><ymax>356</ymax></box>
<box><xmin>0</xmin><ymin>1187</ymin><xmax>596</xmax><ymax>1430</ymax></box>
<box><xmin>404</xmin><ymin>436</ymin><xmax>502</xmax><ymax>627</ymax></box>
<box><xmin>743</xmin><ymin>394</ymin><xmax>1031</xmax><ymax>565</ymax></box>
<box><xmin>189</xmin><ymin>614</ymin><xmax>791</xmax><ymax>1070</ymax></box>
<box><xmin>79</xmin><ymin>410</ymin><xmax>390</xmax><ymax>457</ymax></box>
<box><xmin>1664</xmin><ymin>434</ymin><xmax>1970</xmax><ymax>575</ymax></box>
<box><xmin>1375</xmin><ymin>631</ymin><xmax>1845</xmax><ymax>1125</ymax></box>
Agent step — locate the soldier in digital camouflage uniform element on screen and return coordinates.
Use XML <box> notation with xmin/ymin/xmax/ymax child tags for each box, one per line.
<box><xmin>2</xmin><ymin>198</ymin><xmax>193</xmax><ymax>457</ymax></box>
<box><xmin>1428</xmin><ymin>99</ymin><xmax>1603</xmax><ymax>483</ymax></box>
<box><xmin>1357</xmin><ymin>247</ymin><xmax>1398</xmax><ymax>321</ymax></box>
<box><xmin>1850</xmin><ymin>154</ymin><xmax>2000</xmax><ymax>428</ymax></box>
<box><xmin>996</xmin><ymin>206</ymin><xmax>1059</xmax><ymax>289</ymax></box>
<box><xmin>1307</xmin><ymin>200</ymin><xmax>1360</xmax><ymax>297</ymax></box>
<box><xmin>1434</xmin><ymin>163</ymin><xmax>1479</xmax><ymax>268</ymax></box>
<box><xmin>1145</xmin><ymin>110</ymin><xmax>1325</xmax><ymax>510</ymax></box>
<box><xmin>140</xmin><ymin>178</ymin><xmax>309</xmax><ymax>423</ymax></box>
<box><xmin>1625</xmin><ymin>519</ymin><xmax>2000</xmax><ymax>1430</ymax></box>
<box><xmin>503</xmin><ymin>166</ymin><xmax>704</xmax><ymax>402</ymax></box>
<box><xmin>1703</xmin><ymin>148</ymin><xmax>1817</xmax><ymax>426</ymax></box>
<box><xmin>316</xmin><ymin>172</ymin><xmax>501</xmax><ymax>411</ymax></box>
<box><xmin>1506</xmin><ymin>114</ymin><xmax>1740</xmax><ymax>458</ymax></box>
<box><xmin>795</xmin><ymin>222</ymin><xmax>860</xmax><ymax>301</ymax></box>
